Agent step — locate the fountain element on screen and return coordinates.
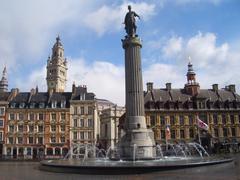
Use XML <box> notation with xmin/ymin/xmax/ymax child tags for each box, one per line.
<box><xmin>40</xmin><ymin>5</ymin><xmax>233</xmax><ymax>174</ymax></box>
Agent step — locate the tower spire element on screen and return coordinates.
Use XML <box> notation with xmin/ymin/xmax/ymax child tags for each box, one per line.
<box><xmin>184</xmin><ymin>59</ymin><xmax>200</xmax><ymax>96</ymax></box>
<box><xmin>0</xmin><ymin>65</ymin><xmax>8</xmax><ymax>92</ymax></box>
<box><xmin>46</xmin><ymin>36</ymin><xmax>67</xmax><ymax>93</ymax></box>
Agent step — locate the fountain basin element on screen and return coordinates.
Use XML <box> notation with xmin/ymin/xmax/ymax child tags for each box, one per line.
<box><xmin>39</xmin><ymin>157</ymin><xmax>233</xmax><ymax>174</ymax></box>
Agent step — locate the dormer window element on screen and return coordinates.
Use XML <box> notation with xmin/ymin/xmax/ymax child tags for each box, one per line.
<box><xmin>51</xmin><ymin>101</ymin><xmax>57</xmax><ymax>108</ymax></box>
<box><xmin>10</xmin><ymin>103</ymin><xmax>16</xmax><ymax>108</ymax></box>
<box><xmin>198</xmin><ymin>101</ymin><xmax>206</xmax><ymax>109</ymax></box>
<box><xmin>30</xmin><ymin>103</ymin><xmax>35</xmax><ymax>108</ymax></box>
<box><xmin>39</xmin><ymin>103</ymin><xmax>45</xmax><ymax>108</ymax></box>
<box><xmin>61</xmin><ymin>101</ymin><xmax>66</xmax><ymax>108</ymax></box>
<box><xmin>80</xmin><ymin>93</ymin><xmax>85</xmax><ymax>100</ymax></box>
<box><xmin>19</xmin><ymin>103</ymin><xmax>25</xmax><ymax>108</ymax></box>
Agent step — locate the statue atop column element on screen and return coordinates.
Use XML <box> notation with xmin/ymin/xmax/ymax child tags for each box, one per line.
<box><xmin>124</xmin><ymin>5</ymin><xmax>140</xmax><ymax>37</ymax></box>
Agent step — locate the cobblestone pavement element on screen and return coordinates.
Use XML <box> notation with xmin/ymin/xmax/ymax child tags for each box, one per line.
<box><xmin>0</xmin><ymin>155</ymin><xmax>239</xmax><ymax>180</ymax></box>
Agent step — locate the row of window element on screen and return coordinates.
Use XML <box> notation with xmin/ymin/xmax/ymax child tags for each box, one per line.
<box><xmin>154</xmin><ymin>127</ymin><xmax>237</xmax><ymax>139</ymax></box>
<box><xmin>150</xmin><ymin>115</ymin><xmax>194</xmax><ymax>126</ymax></box>
<box><xmin>150</xmin><ymin>114</ymin><xmax>240</xmax><ymax>127</ymax></box>
<box><xmin>72</xmin><ymin>131</ymin><xmax>93</xmax><ymax>140</ymax></box>
<box><xmin>156</xmin><ymin>129</ymin><xmax>194</xmax><ymax>139</ymax></box>
<box><xmin>6</xmin><ymin>147</ymin><xmax>68</xmax><ymax>156</ymax></box>
<box><xmin>8</xmin><ymin>113</ymin><xmax>66</xmax><ymax>121</ymax></box>
<box><xmin>73</xmin><ymin>106</ymin><xmax>93</xmax><ymax>115</ymax></box>
<box><xmin>213</xmin><ymin>127</ymin><xmax>236</xmax><ymax>137</ymax></box>
<box><xmin>7</xmin><ymin>136</ymin><xmax>66</xmax><ymax>144</ymax></box>
<box><xmin>10</xmin><ymin>101</ymin><xmax>66</xmax><ymax>109</ymax></box>
<box><xmin>7</xmin><ymin>137</ymin><xmax>44</xmax><ymax>144</ymax></box>
<box><xmin>73</xmin><ymin>118</ymin><xmax>93</xmax><ymax>128</ymax></box>
<box><xmin>8</xmin><ymin>125</ymin><xmax>44</xmax><ymax>133</ymax></box>
<box><xmin>7</xmin><ymin>125</ymin><xmax>66</xmax><ymax>133</ymax></box>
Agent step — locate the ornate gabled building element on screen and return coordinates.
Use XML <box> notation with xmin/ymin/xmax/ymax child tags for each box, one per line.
<box><xmin>3</xmin><ymin>88</ymin><xmax>71</xmax><ymax>159</ymax></box>
<box><xmin>69</xmin><ymin>84</ymin><xmax>97</xmax><ymax>149</ymax></box>
<box><xmin>118</xmin><ymin>62</ymin><xmax>240</xmax><ymax>149</ymax></box>
<box><xmin>143</xmin><ymin>62</ymin><xmax>240</xmax><ymax>148</ymax></box>
<box><xmin>46</xmin><ymin>36</ymin><xmax>67</xmax><ymax>93</ymax></box>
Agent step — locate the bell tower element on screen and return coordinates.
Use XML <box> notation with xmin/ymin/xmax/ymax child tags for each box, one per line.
<box><xmin>46</xmin><ymin>36</ymin><xmax>67</xmax><ymax>92</ymax></box>
<box><xmin>184</xmin><ymin>59</ymin><xmax>200</xmax><ymax>96</ymax></box>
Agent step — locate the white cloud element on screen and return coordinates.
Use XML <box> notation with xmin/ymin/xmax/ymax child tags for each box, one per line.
<box><xmin>0</xmin><ymin>0</ymin><xmax>156</xmax><ymax>75</ymax></box>
<box><xmin>83</xmin><ymin>2</ymin><xmax>156</xmax><ymax>36</ymax></box>
<box><xmin>149</xmin><ymin>32</ymin><xmax>240</xmax><ymax>92</ymax></box>
<box><xmin>143</xmin><ymin>63</ymin><xmax>183</xmax><ymax>88</ymax></box>
<box><xmin>174</xmin><ymin>0</ymin><xmax>223</xmax><ymax>5</ymax></box>
<box><xmin>15</xmin><ymin>66</ymin><xmax>47</xmax><ymax>92</ymax></box>
<box><xmin>184</xmin><ymin>32</ymin><xmax>229</xmax><ymax>68</ymax></box>
<box><xmin>67</xmin><ymin>59</ymin><xmax>125</xmax><ymax>105</ymax></box>
<box><xmin>162</xmin><ymin>36</ymin><xmax>183</xmax><ymax>58</ymax></box>
<box><xmin>0</xmin><ymin>0</ymin><xmax>97</xmax><ymax>71</ymax></box>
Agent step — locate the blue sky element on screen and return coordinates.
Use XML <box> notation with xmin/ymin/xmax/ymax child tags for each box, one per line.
<box><xmin>0</xmin><ymin>0</ymin><xmax>240</xmax><ymax>105</ymax></box>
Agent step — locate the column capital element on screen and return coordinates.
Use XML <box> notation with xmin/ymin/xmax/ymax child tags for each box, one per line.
<box><xmin>122</xmin><ymin>36</ymin><xmax>142</xmax><ymax>49</ymax></box>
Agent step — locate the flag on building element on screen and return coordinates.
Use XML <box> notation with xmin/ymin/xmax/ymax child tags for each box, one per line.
<box><xmin>166</xmin><ymin>125</ymin><xmax>171</xmax><ymax>140</ymax></box>
<box><xmin>197</xmin><ymin>117</ymin><xmax>209</xmax><ymax>131</ymax></box>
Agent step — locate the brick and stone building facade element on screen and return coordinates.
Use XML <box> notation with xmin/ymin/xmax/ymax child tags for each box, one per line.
<box><xmin>0</xmin><ymin>37</ymin><xmax>109</xmax><ymax>159</ymax></box>
<box><xmin>69</xmin><ymin>84</ymin><xmax>97</xmax><ymax>147</ymax></box>
<box><xmin>143</xmin><ymin>62</ymin><xmax>240</xmax><ymax>147</ymax></box>
<box><xmin>119</xmin><ymin>62</ymin><xmax>240</xmax><ymax>149</ymax></box>
<box><xmin>3</xmin><ymin>88</ymin><xmax>71</xmax><ymax>159</ymax></box>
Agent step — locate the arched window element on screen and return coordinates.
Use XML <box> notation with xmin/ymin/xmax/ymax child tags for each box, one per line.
<box><xmin>47</xmin><ymin>148</ymin><xmax>53</xmax><ymax>155</ymax></box>
<box><xmin>55</xmin><ymin>148</ymin><xmax>61</xmax><ymax>155</ymax></box>
<box><xmin>62</xmin><ymin>148</ymin><xmax>68</xmax><ymax>156</ymax></box>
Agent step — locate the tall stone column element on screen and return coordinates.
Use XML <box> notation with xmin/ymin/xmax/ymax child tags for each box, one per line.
<box><xmin>119</xmin><ymin>36</ymin><xmax>156</xmax><ymax>160</ymax></box>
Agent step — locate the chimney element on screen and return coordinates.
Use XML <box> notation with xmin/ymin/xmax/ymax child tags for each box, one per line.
<box><xmin>212</xmin><ymin>84</ymin><xmax>218</xmax><ymax>92</ymax></box>
<box><xmin>83</xmin><ymin>85</ymin><xmax>87</xmax><ymax>92</ymax></box>
<box><xmin>72</xmin><ymin>82</ymin><xmax>76</xmax><ymax>94</ymax></box>
<box><xmin>146</xmin><ymin>82</ymin><xmax>153</xmax><ymax>91</ymax></box>
<box><xmin>166</xmin><ymin>83</ymin><xmax>171</xmax><ymax>91</ymax></box>
<box><xmin>36</xmin><ymin>86</ymin><xmax>38</xmax><ymax>93</ymax></box>
<box><xmin>229</xmin><ymin>84</ymin><xmax>236</xmax><ymax>93</ymax></box>
<box><xmin>48</xmin><ymin>88</ymin><xmax>53</xmax><ymax>96</ymax></box>
<box><xmin>11</xmin><ymin>88</ymin><xmax>19</xmax><ymax>98</ymax></box>
<box><xmin>30</xmin><ymin>88</ymin><xmax>36</xmax><ymax>95</ymax></box>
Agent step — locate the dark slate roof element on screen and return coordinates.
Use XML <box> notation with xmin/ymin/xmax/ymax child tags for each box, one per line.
<box><xmin>30</xmin><ymin>93</ymin><xmax>48</xmax><ymax>103</ymax></box>
<box><xmin>145</xmin><ymin>89</ymin><xmax>171</xmax><ymax>102</ymax></box>
<box><xmin>218</xmin><ymin>89</ymin><xmax>236</xmax><ymax>101</ymax></box>
<box><xmin>196</xmin><ymin>89</ymin><xmax>219</xmax><ymax>101</ymax></box>
<box><xmin>0</xmin><ymin>92</ymin><xmax>10</xmax><ymax>101</ymax></box>
<box><xmin>144</xmin><ymin>88</ymin><xmax>240</xmax><ymax>110</ymax></box>
<box><xmin>11</xmin><ymin>92</ymin><xmax>30</xmax><ymax>103</ymax></box>
<box><xmin>50</xmin><ymin>92</ymin><xmax>72</xmax><ymax>102</ymax></box>
<box><xmin>169</xmin><ymin>89</ymin><xmax>191</xmax><ymax>102</ymax></box>
<box><xmin>9</xmin><ymin>92</ymin><xmax>72</xmax><ymax>108</ymax></box>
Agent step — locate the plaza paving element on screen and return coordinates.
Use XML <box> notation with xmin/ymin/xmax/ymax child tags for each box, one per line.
<box><xmin>0</xmin><ymin>155</ymin><xmax>240</xmax><ymax>180</ymax></box>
